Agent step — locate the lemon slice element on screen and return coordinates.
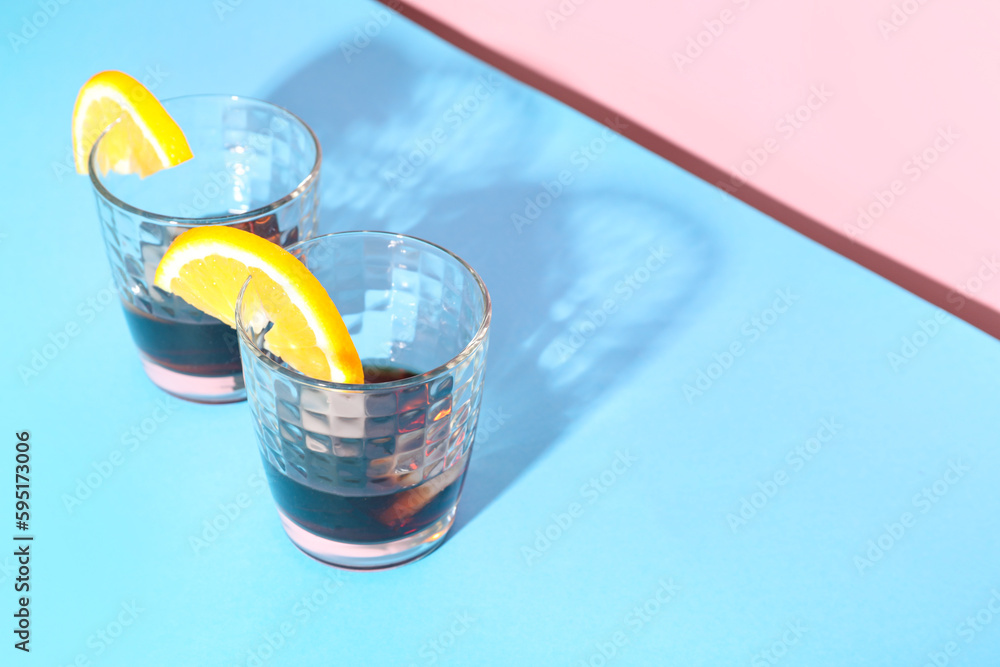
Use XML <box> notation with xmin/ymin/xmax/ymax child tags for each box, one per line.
<box><xmin>154</xmin><ymin>227</ymin><xmax>363</xmax><ymax>383</ymax></box>
<box><xmin>73</xmin><ymin>70</ymin><xmax>193</xmax><ymax>177</ymax></box>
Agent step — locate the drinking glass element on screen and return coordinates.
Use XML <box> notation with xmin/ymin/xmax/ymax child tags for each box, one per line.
<box><xmin>89</xmin><ymin>95</ymin><xmax>320</xmax><ymax>403</ymax></box>
<box><xmin>236</xmin><ymin>232</ymin><xmax>491</xmax><ymax>569</ymax></box>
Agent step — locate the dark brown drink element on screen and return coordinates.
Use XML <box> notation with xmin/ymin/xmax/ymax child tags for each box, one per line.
<box><xmin>121</xmin><ymin>301</ymin><xmax>242</xmax><ymax>377</ymax></box>
<box><xmin>119</xmin><ymin>217</ymin><xmax>292</xmax><ymax>381</ymax></box>
<box><xmin>264</xmin><ymin>363</ymin><xmax>469</xmax><ymax>544</ymax></box>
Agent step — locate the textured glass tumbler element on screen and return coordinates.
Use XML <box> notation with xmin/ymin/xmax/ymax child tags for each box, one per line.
<box><xmin>236</xmin><ymin>232</ymin><xmax>491</xmax><ymax>569</ymax></box>
<box><xmin>89</xmin><ymin>95</ymin><xmax>320</xmax><ymax>403</ymax></box>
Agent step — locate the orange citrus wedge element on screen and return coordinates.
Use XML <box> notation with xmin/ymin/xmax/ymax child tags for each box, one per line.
<box><xmin>72</xmin><ymin>70</ymin><xmax>193</xmax><ymax>177</ymax></box>
<box><xmin>154</xmin><ymin>227</ymin><xmax>363</xmax><ymax>383</ymax></box>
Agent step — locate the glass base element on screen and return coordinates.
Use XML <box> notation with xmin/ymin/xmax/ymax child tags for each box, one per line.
<box><xmin>277</xmin><ymin>505</ymin><xmax>457</xmax><ymax>570</ymax></box>
<box><xmin>139</xmin><ymin>355</ymin><xmax>246</xmax><ymax>404</ymax></box>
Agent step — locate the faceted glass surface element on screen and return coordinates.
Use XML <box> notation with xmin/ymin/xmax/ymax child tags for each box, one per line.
<box><xmin>90</xmin><ymin>95</ymin><xmax>320</xmax><ymax>402</ymax></box>
<box><xmin>237</xmin><ymin>232</ymin><xmax>490</xmax><ymax>568</ymax></box>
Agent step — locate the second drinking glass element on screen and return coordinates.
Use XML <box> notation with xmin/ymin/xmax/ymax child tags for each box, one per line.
<box><xmin>236</xmin><ymin>232</ymin><xmax>491</xmax><ymax>569</ymax></box>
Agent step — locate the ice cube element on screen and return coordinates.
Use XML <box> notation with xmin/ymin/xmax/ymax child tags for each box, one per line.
<box><xmin>375</xmin><ymin>463</ymin><xmax>464</xmax><ymax>528</ymax></box>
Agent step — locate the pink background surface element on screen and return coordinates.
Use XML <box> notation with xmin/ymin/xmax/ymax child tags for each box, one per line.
<box><xmin>385</xmin><ymin>0</ymin><xmax>1000</xmax><ymax>337</ymax></box>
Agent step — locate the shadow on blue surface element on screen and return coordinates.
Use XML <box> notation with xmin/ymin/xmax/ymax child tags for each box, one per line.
<box><xmin>266</xmin><ymin>41</ymin><xmax>719</xmax><ymax>536</ymax></box>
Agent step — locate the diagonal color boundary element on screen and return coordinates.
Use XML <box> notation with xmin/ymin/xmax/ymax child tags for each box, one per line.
<box><xmin>379</xmin><ymin>0</ymin><xmax>1000</xmax><ymax>341</ymax></box>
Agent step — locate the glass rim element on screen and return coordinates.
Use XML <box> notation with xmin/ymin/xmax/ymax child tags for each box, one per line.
<box><xmin>235</xmin><ymin>231</ymin><xmax>492</xmax><ymax>392</ymax></box>
<box><xmin>87</xmin><ymin>93</ymin><xmax>322</xmax><ymax>227</ymax></box>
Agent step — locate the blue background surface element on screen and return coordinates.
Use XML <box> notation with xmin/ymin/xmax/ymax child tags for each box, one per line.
<box><xmin>3</xmin><ymin>0</ymin><xmax>1000</xmax><ymax>665</ymax></box>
